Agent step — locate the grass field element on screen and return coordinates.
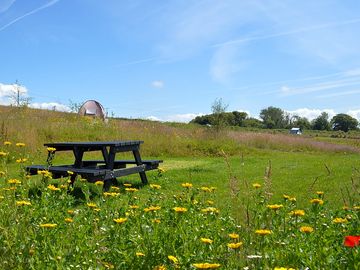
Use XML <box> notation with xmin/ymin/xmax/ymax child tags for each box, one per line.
<box><xmin>0</xmin><ymin>106</ymin><xmax>359</xmax><ymax>269</ymax></box>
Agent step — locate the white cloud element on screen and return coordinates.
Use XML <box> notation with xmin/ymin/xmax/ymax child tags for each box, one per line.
<box><xmin>29</xmin><ymin>102</ymin><xmax>70</xmax><ymax>112</ymax></box>
<box><xmin>146</xmin><ymin>113</ymin><xmax>204</xmax><ymax>123</ymax></box>
<box><xmin>0</xmin><ymin>83</ymin><xmax>28</xmax><ymax>105</ymax></box>
<box><xmin>286</xmin><ymin>108</ymin><xmax>336</xmax><ymax>121</ymax></box>
<box><xmin>146</xmin><ymin>116</ymin><xmax>161</xmax><ymax>121</ymax></box>
<box><xmin>346</xmin><ymin>109</ymin><xmax>360</xmax><ymax>120</ymax></box>
<box><xmin>151</xmin><ymin>80</ymin><xmax>164</xmax><ymax>89</ymax></box>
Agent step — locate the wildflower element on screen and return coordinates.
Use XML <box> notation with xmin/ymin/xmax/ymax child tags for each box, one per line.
<box><xmin>16</xmin><ymin>158</ymin><xmax>27</xmax><ymax>163</ymax></box>
<box><xmin>181</xmin><ymin>182</ymin><xmax>193</xmax><ymax>188</ymax></box>
<box><xmin>16</xmin><ymin>200</ymin><xmax>31</xmax><ymax>206</ymax></box>
<box><xmin>227</xmin><ymin>242</ymin><xmax>243</xmax><ymax>249</ymax></box>
<box><xmin>3</xmin><ymin>141</ymin><xmax>11</xmax><ymax>146</ymax></box>
<box><xmin>246</xmin><ymin>255</ymin><xmax>262</xmax><ymax>259</ymax></box>
<box><xmin>200</xmin><ymin>187</ymin><xmax>213</xmax><ymax>192</ymax></box>
<box><xmin>152</xmin><ymin>219</ymin><xmax>161</xmax><ymax>224</ymax></box>
<box><xmin>0</xmin><ymin>151</ymin><xmax>8</xmax><ymax>157</ymax></box>
<box><xmin>16</xmin><ymin>142</ymin><xmax>26</xmax><ymax>147</ymax></box>
<box><xmin>252</xmin><ymin>183</ymin><xmax>261</xmax><ymax>189</ymax></box>
<box><xmin>300</xmin><ymin>226</ymin><xmax>314</xmax><ymax>233</ymax></box>
<box><xmin>8</xmin><ymin>179</ymin><xmax>21</xmax><ymax>184</ymax></box>
<box><xmin>103</xmin><ymin>262</ymin><xmax>115</xmax><ymax>269</ymax></box>
<box><xmin>144</xmin><ymin>206</ymin><xmax>161</xmax><ymax>212</ymax></box>
<box><xmin>64</xmin><ymin>218</ymin><xmax>73</xmax><ymax>223</ymax></box>
<box><xmin>201</xmin><ymin>207</ymin><xmax>220</xmax><ymax>214</ymax></box>
<box><xmin>173</xmin><ymin>207</ymin><xmax>187</xmax><ymax>213</ymax></box>
<box><xmin>87</xmin><ymin>202</ymin><xmax>97</xmax><ymax>208</ymax></box>
<box><xmin>0</xmin><ymin>171</ymin><xmax>5</xmax><ymax>177</ymax></box>
<box><xmin>168</xmin><ymin>255</ymin><xmax>179</xmax><ymax>264</ymax></box>
<box><xmin>67</xmin><ymin>171</ymin><xmax>74</xmax><ymax>175</ymax></box>
<box><xmin>158</xmin><ymin>167</ymin><xmax>165</xmax><ymax>173</ymax></box>
<box><xmin>136</xmin><ymin>252</ymin><xmax>145</xmax><ymax>257</ymax></box>
<box><xmin>37</xmin><ymin>170</ymin><xmax>52</xmax><ymax>178</ymax></box>
<box><xmin>228</xmin><ymin>233</ymin><xmax>239</xmax><ymax>239</ymax></box>
<box><xmin>316</xmin><ymin>191</ymin><xmax>324</xmax><ymax>195</ymax></box>
<box><xmin>153</xmin><ymin>265</ymin><xmax>166</xmax><ymax>270</ymax></box>
<box><xmin>130</xmin><ymin>205</ymin><xmax>139</xmax><ymax>209</ymax></box>
<box><xmin>283</xmin><ymin>194</ymin><xmax>291</xmax><ymax>200</ymax></box>
<box><xmin>289</xmin><ymin>197</ymin><xmax>296</xmax><ymax>202</ymax></box>
<box><xmin>103</xmin><ymin>192</ymin><xmax>120</xmax><ymax>197</ymax></box>
<box><xmin>192</xmin><ymin>263</ymin><xmax>221</xmax><ymax>269</ymax></box>
<box><xmin>123</xmin><ymin>183</ymin><xmax>132</xmax><ymax>187</ymax></box>
<box><xmin>255</xmin><ymin>229</ymin><xmax>272</xmax><ymax>236</ymax></box>
<box><xmin>201</xmin><ymin>238</ymin><xmax>213</xmax><ymax>244</ymax></box>
<box><xmin>333</xmin><ymin>217</ymin><xmax>348</xmax><ymax>224</ymax></box>
<box><xmin>93</xmin><ymin>208</ymin><xmax>101</xmax><ymax>212</ymax></box>
<box><xmin>150</xmin><ymin>184</ymin><xmax>161</xmax><ymax>189</ymax></box>
<box><xmin>111</xmin><ymin>186</ymin><xmax>120</xmax><ymax>191</ymax></box>
<box><xmin>47</xmin><ymin>147</ymin><xmax>56</xmax><ymax>152</ymax></box>
<box><xmin>274</xmin><ymin>268</ymin><xmax>295</xmax><ymax>270</ymax></box>
<box><xmin>113</xmin><ymin>218</ymin><xmax>127</xmax><ymax>224</ymax></box>
<box><xmin>289</xmin><ymin>210</ymin><xmax>305</xmax><ymax>217</ymax></box>
<box><xmin>267</xmin><ymin>204</ymin><xmax>283</xmax><ymax>210</ymax></box>
<box><xmin>310</xmin><ymin>198</ymin><xmax>324</xmax><ymax>205</ymax></box>
<box><xmin>67</xmin><ymin>210</ymin><xmax>75</xmax><ymax>215</ymax></box>
<box><xmin>353</xmin><ymin>206</ymin><xmax>360</xmax><ymax>210</ymax></box>
<box><xmin>40</xmin><ymin>223</ymin><xmax>57</xmax><ymax>228</ymax></box>
<box><xmin>47</xmin><ymin>184</ymin><xmax>60</xmax><ymax>191</ymax></box>
<box><xmin>344</xmin><ymin>235</ymin><xmax>360</xmax><ymax>247</ymax></box>
<box><xmin>95</xmin><ymin>181</ymin><xmax>104</xmax><ymax>186</ymax></box>
<box><xmin>206</xmin><ymin>200</ymin><xmax>214</xmax><ymax>205</ymax></box>
<box><xmin>125</xmin><ymin>188</ymin><xmax>138</xmax><ymax>192</ymax></box>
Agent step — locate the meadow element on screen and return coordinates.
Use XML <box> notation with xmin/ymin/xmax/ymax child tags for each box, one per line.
<box><xmin>0</xmin><ymin>106</ymin><xmax>359</xmax><ymax>269</ymax></box>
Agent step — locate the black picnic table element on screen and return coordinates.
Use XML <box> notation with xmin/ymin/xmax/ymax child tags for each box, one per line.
<box><xmin>26</xmin><ymin>141</ymin><xmax>162</xmax><ymax>188</ymax></box>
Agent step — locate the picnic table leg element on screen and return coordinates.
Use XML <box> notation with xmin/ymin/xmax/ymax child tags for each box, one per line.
<box><xmin>103</xmin><ymin>178</ymin><xmax>117</xmax><ymax>192</ymax></box>
<box><xmin>133</xmin><ymin>150</ymin><xmax>148</xmax><ymax>184</ymax></box>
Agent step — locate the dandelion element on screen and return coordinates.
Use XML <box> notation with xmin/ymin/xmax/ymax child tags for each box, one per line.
<box><xmin>125</xmin><ymin>188</ymin><xmax>138</xmax><ymax>192</ymax></box>
<box><xmin>310</xmin><ymin>198</ymin><xmax>324</xmax><ymax>205</ymax></box>
<box><xmin>37</xmin><ymin>170</ymin><xmax>52</xmax><ymax>178</ymax></box>
<box><xmin>289</xmin><ymin>197</ymin><xmax>296</xmax><ymax>202</ymax></box>
<box><xmin>252</xmin><ymin>183</ymin><xmax>261</xmax><ymax>189</ymax></box>
<box><xmin>40</xmin><ymin>223</ymin><xmax>57</xmax><ymax>228</ymax></box>
<box><xmin>158</xmin><ymin>167</ymin><xmax>165</xmax><ymax>173</ymax></box>
<box><xmin>144</xmin><ymin>206</ymin><xmax>161</xmax><ymax>212</ymax></box>
<box><xmin>300</xmin><ymin>226</ymin><xmax>314</xmax><ymax>233</ymax></box>
<box><xmin>48</xmin><ymin>184</ymin><xmax>60</xmax><ymax>191</ymax></box>
<box><xmin>16</xmin><ymin>200</ymin><xmax>31</xmax><ymax>206</ymax></box>
<box><xmin>0</xmin><ymin>151</ymin><xmax>8</xmax><ymax>157</ymax></box>
<box><xmin>153</xmin><ymin>266</ymin><xmax>166</xmax><ymax>270</ymax></box>
<box><xmin>173</xmin><ymin>207</ymin><xmax>187</xmax><ymax>213</ymax></box>
<box><xmin>267</xmin><ymin>204</ymin><xmax>283</xmax><ymax>210</ymax></box>
<box><xmin>111</xmin><ymin>186</ymin><xmax>120</xmax><ymax>191</ymax></box>
<box><xmin>344</xmin><ymin>235</ymin><xmax>360</xmax><ymax>247</ymax></box>
<box><xmin>289</xmin><ymin>210</ymin><xmax>305</xmax><ymax>217</ymax></box>
<box><xmin>150</xmin><ymin>184</ymin><xmax>161</xmax><ymax>189</ymax></box>
<box><xmin>283</xmin><ymin>194</ymin><xmax>291</xmax><ymax>200</ymax></box>
<box><xmin>47</xmin><ymin>147</ymin><xmax>56</xmax><ymax>152</ymax></box>
<box><xmin>228</xmin><ymin>233</ymin><xmax>239</xmax><ymax>239</ymax></box>
<box><xmin>168</xmin><ymin>255</ymin><xmax>179</xmax><ymax>264</ymax></box>
<box><xmin>87</xmin><ymin>202</ymin><xmax>97</xmax><ymax>208</ymax></box>
<box><xmin>316</xmin><ymin>191</ymin><xmax>324</xmax><ymax>195</ymax></box>
<box><xmin>103</xmin><ymin>262</ymin><xmax>115</xmax><ymax>269</ymax></box>
<box><xmin>3</xmin><ymin>141</ymin><xmax>11</xmax><ymax>146</ymax></box>
<box><xmin>181</xmin><ymin>182</ymin><xmax>193</xmax><ymax>188</ymax></box>
<box><xmin>152</xmin><ymin>219</ymin><xmax>161</xmax><ymax>224</ymax></box>
<box><xmin>93</xmin><ymin>208</ymin><xmax>101</xmax><ymax>212</ymax></box>
<box><xmin>353</xmin><ymin>206</ymin><xmax>360</xmax><ymax>210</ymax></box>
<box><xmin>192</xmin><ymin>263</ymin><xmax>221</xmax><ymax>269</ymax></box>
<box><xmin>255</xmin><ymin>229</ymin><xmax>272</xmax><ymax>236</ymax></box>
<box><xmin>95</xmin><ymin>181</ymin><xmax>104</xmax><ymax>186</ymax></box>
<box><xmin>201</xmin><ymin>207</ymin><xmax>220</xmax><ymax>214</ymax></box>
<box><xmin>201</xmin><ymin>238</ymin><xmax>213</xmax><ymax>244</ymax></box>
<box><xmin>113</xmin><ymin>218</ymin><xmax>127</xmax><ymax>224</ymax></box>
<box><xmin>16</xmin><ymin>142</ymin><xmax>26</xmax><ymax>147</ymax></box>
<box><xmin>16</xmin><ymin>158</ymin><xmax>27</xmax><ymax>163</ymax></box>
<box><xmin>227</xmin><ymin>242</ymin><xmax>243</xmax><ymax>249</ymax></box>
<box><xmin>64</xmin><ymin>218</ymin><xmax>73</xmax><ymax>223</ymax></box>
<box><xmin>130</xmin><ymin>205</ymin><xmax>139</xmax><ymax>209</ymax></box>
<box><xmin>67</xmin><ymin>210</ymin><xmax>75</xmax><ymax>215</ymax></box>
<box><xmin>67</xmin><ymin>171</ymin><xmax>74</xmax><ymax>175</ymax></box>
<box><xmin>200</xmin><ymin>187</ymin><xmax>213</xmax><ymax>192</ymax></box>
<box><xmin>123</xmin><ymin>183</ymin><xmax>132</xmax><ymax>187</ymax></box>
<box><xmin>104</xmin><ymin>192</ymin><xmax>120</xmax><ymax>197</ymax></box>
<box><xmin>333</xmin><ymin>217</ymin><xmax>348</xmax><ymax>224</ymax></box>
<box><xmin>136</xmin><ymin>252</ymin><xmax>145</xmax><ymax>257</ymax></box>
<box><xmin>8</xmin><ymin>179</ymin><xmax>21</xmax><ymax>184</ymax></box>
<box><xmin>206</xmin><ymin>200</ymin><xmax>214</xmax><ymax>205</ymax></box>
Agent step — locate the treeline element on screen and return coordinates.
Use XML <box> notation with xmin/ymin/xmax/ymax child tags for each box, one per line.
<box><xmin>190</xmin><ymin>106</ymin><xmax>359</xmax><ymax>132</ymax></box>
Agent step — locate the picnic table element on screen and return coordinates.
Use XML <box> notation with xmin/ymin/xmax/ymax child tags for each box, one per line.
<box><xmin>26</xmin><ymin>141</ymin><xmax>162</xmax><ymax>189</ymax></box>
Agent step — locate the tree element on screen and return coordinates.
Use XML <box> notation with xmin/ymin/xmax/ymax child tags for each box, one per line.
<box><xmin>232</xmin><ymin>111</ymin><xmax>248</xmax><ymax>126</ymax></box>
<box><xmin>311</xmin><ymin>112</ymin><xmax>330</xmax><ymax>131</ymax></box>
<box><xmin>290</xmin><ymin>115</ymin><xmax>311</xmax><ymax>130</ymax></box>
<box><xmin>211</xmin><ymin>98</ymin><xmax>228</xmax><ymax>131</ymax></box>
<box><xmin>331</xmin><ymin>114</ymin><xmax>358</xmax><ymax>132</ymax></box>
<box><xmin>8</xmin><ymin>80</ymin><xmax>31</xmax><ymax>107</ymax></box>
<box><xmin>259</xmin><ymin>106</ymin><xmax>287</xmax><ymax>129</ymax></box>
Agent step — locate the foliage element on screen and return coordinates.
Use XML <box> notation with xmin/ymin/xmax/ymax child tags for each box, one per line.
<box><xmin>311</xmin><ymin>112</ymin><xmax>331</xmax><ymax>131</ymax></box>
<box><xmin>211</xmin><ymin>98</ymin><xmax>229</xmax><ymax>131</ymax></box>
<box><xmin>259</xmin><ymin>106</ymin><xmax>288</xmax><ymax>129</ymax></box>
<box><xmin>331</xmin><ymin>113</ymin><xmax>359</xmax><ymax>132</ymax></box>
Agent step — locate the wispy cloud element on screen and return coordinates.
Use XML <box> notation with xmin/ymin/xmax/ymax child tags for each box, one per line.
<box><xmin>0</xmin><ymin>0</ymin><xmax>16</xmax><ymax>13</ymax></box>
<box><xmin>0</xmin><ymin>82</ymin><xmax>28</xmax><ymax>105</ymax></box>
<box><xmin>0</xmin><ymin>0</ymin><xmax>60</xmax><ymax>32</ymax></box>
<box><xmin>316</xmin><ymin>89</ymin><xmax>360</xmax><ymax>99</ymax></box>
<box><xmin>151</xmin><ymin>80</ymin><xmax>164</xmax><ymax>89</ymax></box>
<box><xmin>30</xmin><ymin>102</ymin><xmax>70</xmax><ymax>112</ymax></box>
<box><xmin>115</xmin><ymin>57</ymin><xmax>158</xmax><ymax>67</ymax></box>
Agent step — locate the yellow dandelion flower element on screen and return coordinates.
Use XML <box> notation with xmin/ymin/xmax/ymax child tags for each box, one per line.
<box><xmin>310</xmin><ymin>198</ymin><xmax>324</xmax><ymax>205</ymax></box>
<box><xmin>103</xmin><ymin>192</ymin><xmax>119</xmax><ymax>197</ymax></box>
<box><xmin>16</xmin><ymin>158</ymin><xmax>28</xmax><ymax>163</ymax></box>
<box><xmin>289</xmin><ymin>197</ymin><xmax>296</xmax><ymax>202</ymax></box>
<box><xmin>300</xmin><ymin>226</ymin><xmax>314</xmax><ymax>233</ymax></box>
<box><xmin>16</xmin><ymin>142</ymin><xmax>25</xmax><ymax>147</ymax></box>
<box><xmin>227</xmin><ymin>242</ymin><xmax>243</xmax><ymax>249</ymax></box>
<box><xmin>87</xmin><ymin>202</ymin><xmax>97</xmax><ymax>208</ymax></box>
<box><xmin>67</xmin><ymin>210</ymin><xmax>75</xmax><ymax>215</ymax></box>
<box><xmin>283</xmin><ymin>194</ymin><xmax>291</xmax><ymax>200</ymax></box>
<box><xmin>16</xmin><ymin>200</ymin><xmax>31</xmax><ymax>206</ymax></box>
<box><xmin>103</xmin><ymin>262</ymin><xmax>115</xmax><ymax>269</ymax></box>
<box><xmin>173</xmin><ymin>207</ymin><xmax>188</xmax><ymax>213</ymax></box>
<box><xmin>40</xmin><ymin>223</ymin><xmax>57</xmax><ymax>228</ymax></box>
<box><xmin>353</xmin><ymin>206</ymin><xmax>360</xmax><ymax>210</ymax></box>
<box><xmin>144</xmin><ymin>206</ymin><xmax>161</xmax><ymax>212</ymax></box>
<box><xmin>153</xmin><ymin>265</ymin><xmax>166</xmax><ymax>270</ymax></box>
<box><xmin>67</xmin><ymin>171</ymin><xmax>74</xmax><ymax>175</ymax></box>
<box><xmin>8</xmin><ymin>179</ymin><xmax>21</xmax><ymax>184</ymax></box>
<box><xmin>255</xmin><ymin>229</ymin><xmax>272</xmax><ymax>236</ymax></box>
<box><xmin>136</xmin><ymin>252</ymin><xmax>145</xmax><ymax>257</ymax></box>
<box><xmin>168</xmin><ymin>255</ymin><xmax>179</xmax><ymax>264</ymax></box>
<box><xmin>192</xmin><ymin>263</ymin><xmax>221</xmax><ymax>269</ymax></box>
<box><xmin>123</xmin><ymin>183</ymin><xmax>132</xmax><ymax>187</ymax></box>
<box><xmin>64</xmin><ymin>218</ymin><xmax>73</xmax><ymax>223</ymax></box>
<box><xmin>93</xmin><ymin>208</ymin><xmax>101</xmax><ymax>212</ymax></box>
<box><xmin>267</xmin><ymin>204</ymin><xmax>284</xmax><ymax>210</ymax></box>
<box><xmin>316</xmin><ymin>191</ymin><xmax>324</xmax><ymax>195</ymax></box>
<box><xmin>130</xmin><ymin>205</ymin><xmax>139</xmax><ymax>209</ymax></box>
<box><xmin>289</xmin><ymin>209</ymin><xmax>305</xmax><ymax>217</ymax></box>
<box><xmin>206</xmin><ymin>200</ymin><xmax>214</xmax><ymax>205</ymax></box>
<box><xmin>152</xmin><ymin>218</ymin><xmax>161</xmax><ymax>224</ymax></box>
<box><xmin>3</xmin><ymin>141</ymin><xmax>11</xmax><ymax>146</ymax></box>
<box><xmin>158</xmin><ymin>167</ymin><xmax>165</xmax><ymax>173</ymax></box>
<box><xmin>95</xmin><ymin>181</ymin><xmax>104</xmax><ymax>186</ymax></box>
<box><xmin>181</xmin><ymin>182</ymin><xmax>193</xmax><ymax>188</ymax></box>
<box><xmin>47</xmin><ymin>147</ymin><xmax>56</xmax><ymax>152</ymax></box>
<box><xmin>111</xmin><ymin>186</ymin><xmax>120</xmax><ymax>191</ymax></box>
<box><xmin>333</xmin><ymin>217</ymin><xmax>348</xmax><ymax>224</ymax></box>
<box><xmin>47</xmin><ymin>184</ymin><xmax>60</xmax><ymax>191</ymax></box>
<box><xmin>200</xmin><ymin>187</ymin><xmax>212</xmax><ymax>192</ymax></box>
<box><xmin>201</xmin><ymin>238</ymin><xmax>213</xmax><ymax>244</ymax></box>
<box><xmin>113</xmin><ymin>218</ymin><xmax>127</xmax><ymax>224</ymax></box>
<box><xmin>0</xmin><ymin>151</ymin><xmax>8</xmax><ymax>157</ymax></box>
<box><xmin>252</xmin><ymin>183</ymin><xmax>261</xmax><ymax>189</ymax></box>
<box><xmin>228</xmin><ymin>233</ymin><xmax>239</xmax><ymax>239</ymax></box>
<box><xmin>150</xmin><ymin>184</ymin><xmax>161</xmax><ymax>189</ymax></box>
<box><xmin>201</xmin><ymin>207</ymin><xmax>220</xmax><ymax>214</ymax></box>
<box><xmin>125</xmin><ymin>188</ymin><xmax>138</xmax><ymax>192</ymax></box>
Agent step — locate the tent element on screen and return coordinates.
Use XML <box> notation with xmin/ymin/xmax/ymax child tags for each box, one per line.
<box><xmin>78</xmin><ymin>100</ymin><xmax>106</xmax><ymax>120</ymax></box>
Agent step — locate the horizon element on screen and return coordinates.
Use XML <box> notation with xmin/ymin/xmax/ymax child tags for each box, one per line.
<box><xmin>1</xmin><ymin>1</ymin><xmax>360</xmax><ymax>122</ymax></box>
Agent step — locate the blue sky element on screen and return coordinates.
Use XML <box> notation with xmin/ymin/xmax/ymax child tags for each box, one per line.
<box><xmin>1</xmin><ymin>0</ymin><xmax>360</xmax><ymax>122</ymax></box>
